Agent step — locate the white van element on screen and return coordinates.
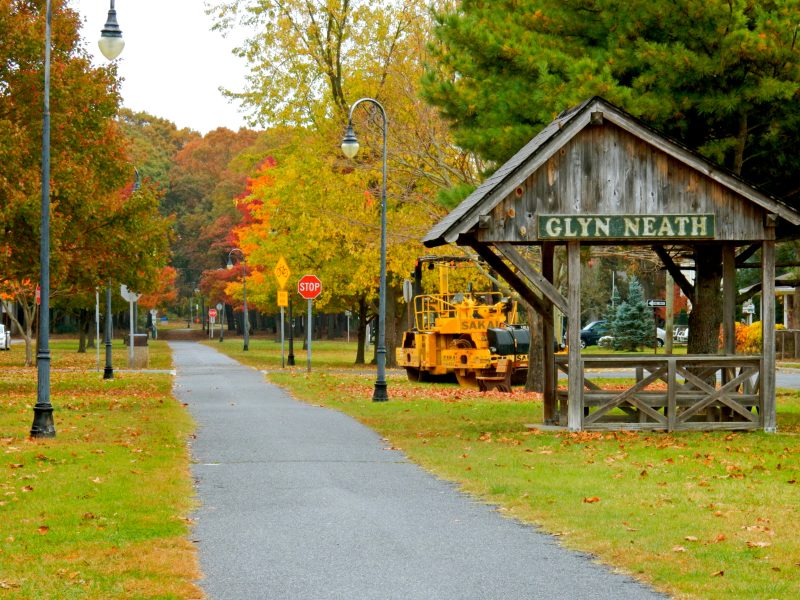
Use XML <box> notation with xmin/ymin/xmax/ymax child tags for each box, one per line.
<box><xmin>0</xmin><ymin>324</ymin><xmax>10</xmax><ymax>350</ymax></box>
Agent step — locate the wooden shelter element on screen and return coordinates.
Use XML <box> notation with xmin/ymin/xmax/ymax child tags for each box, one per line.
<box><xmin>424</xmin><ymin>97</ymin><xmax>800</xmax><ymax>432</ymax></box>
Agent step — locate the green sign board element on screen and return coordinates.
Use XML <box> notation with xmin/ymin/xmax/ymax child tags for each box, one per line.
<box><xmin>537</xmin><ymin>214</ymin><xmax>715</xmax><ymax>240</ymax></box>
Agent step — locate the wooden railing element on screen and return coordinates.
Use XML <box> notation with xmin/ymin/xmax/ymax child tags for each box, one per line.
<box><xmin>555</xmin><ymin>355</ymin><xmax>762</xmax><ymax>431</ymax></box>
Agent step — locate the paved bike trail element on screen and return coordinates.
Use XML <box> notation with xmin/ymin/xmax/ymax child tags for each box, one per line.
<box><xmin>171</xmin><ymin>342</ymin><xmax>667</xmax><ymax>600</ymax></box>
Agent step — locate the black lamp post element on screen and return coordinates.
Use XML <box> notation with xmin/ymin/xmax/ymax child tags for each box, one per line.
<box><xmin>227</xmin><ymin>248</ymin><xmax>249</xmax><ymax>351</ymax></box>
<box><xmin>103</xmin><ymin>286</ymin><xmax>114</xmax><ymax>379</ymax></box>
<box><xmin>32</xmin><ymin>0</ymin><xmax>125</xmax><ymax>437</ymax></box>
<box><xmin>341</xmin><ymin>98</ymin><xmax>389</xmax><ymax>402</ymax></box>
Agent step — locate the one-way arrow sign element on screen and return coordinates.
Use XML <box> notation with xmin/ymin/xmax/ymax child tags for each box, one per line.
<box><xmin>646</xmin><ymin>299</ymin><xmax>666</xmax><ymax>307</ymax></box>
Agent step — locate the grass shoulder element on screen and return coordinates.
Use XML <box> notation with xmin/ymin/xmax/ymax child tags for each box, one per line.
<box><xmin>0</xmin><ymin>340</ymin><xmax>200</xmax><ymax>597</ymax></box>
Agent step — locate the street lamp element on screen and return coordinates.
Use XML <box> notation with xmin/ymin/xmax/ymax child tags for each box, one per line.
<box><xmin>341</xmin><ymin>98</ymin><xmax>389</xmax><ymax>402</ymax></box>
<box><xmin>32</xmin><ymin>0</ymin><xmax>125</xmax><ymax>437</ymax></box>
<box><xmin>227</xmin><ymin>248</ymin><xmax>249</xmax><ymax>351</ymax></box>
<box><xmin>98</xmin><ymin>0</ymin><xmax>125</xmax><ymax>60</ymax></box>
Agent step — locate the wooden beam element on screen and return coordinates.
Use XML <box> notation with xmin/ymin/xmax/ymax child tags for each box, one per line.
<box><xmin>542</xmin><ymin>243</ymin><xmax>556</xmax><ymax>425</ymax></box>
<box><xmin>567</xmin><ymin>241</ymin><xmax>583</xmax><ymax>431</ymax></box>
<box><xmin>466</xmin><ymin>241</ymin><xmax>551</xmax><ymax>318</ymax></box>
<box><xmin>762</xmin><ymin>238</ymin><xmax>776</xmax><ymax>432</ymax></box>
<box><xmin>735</xmin><ymin>243</ymin><xmax>760</xmax><ymax>267</ymax></box>
<box><xmin>653</xmin><ymin>245</ymin><xmax>695</xmax><ymax>303</ymax></box>
<box><xmin>494</xmin><ymin>243</ymin><xmax>569</xmax><ymax>314</ymax></box>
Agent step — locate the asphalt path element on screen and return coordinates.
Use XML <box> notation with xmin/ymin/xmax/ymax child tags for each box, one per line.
<box><xmin>171</xmin><ymin>342</ymin><xmax>666</xmax><ymax>600</ymax></box>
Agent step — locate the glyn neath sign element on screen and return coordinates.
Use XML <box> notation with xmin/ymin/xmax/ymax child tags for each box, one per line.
<box><xmin>537</xmin><ymin>214</ymin><xmax>715</xmax><ymax>240</ymax></box>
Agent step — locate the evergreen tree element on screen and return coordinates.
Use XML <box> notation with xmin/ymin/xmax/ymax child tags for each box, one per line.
<box><xmin>423</xmin><ymin>0</ymin><xmax>800</xmax><ymax>204</ymax></box>
<box><xmin>610</xmin><ymin>277</ymin><xmax>654</xmax><ymax>351</ymax></box>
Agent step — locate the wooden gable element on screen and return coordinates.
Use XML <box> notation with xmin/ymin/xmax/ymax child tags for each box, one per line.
<box><xmin>425</xmin><ymin>97</ymin><xmax>800</xmax><ymax>247</ymax></box>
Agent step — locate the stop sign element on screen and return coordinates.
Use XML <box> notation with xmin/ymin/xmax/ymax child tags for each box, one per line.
<box><xmin>208</xmin><ymin>308</ymin><xmax>218</xmax><ymax>318</ymax></box>
<box><xmin>298</xmin><ymin>274</ymin><xmax>322</xmax><ymax>299</ymax></box>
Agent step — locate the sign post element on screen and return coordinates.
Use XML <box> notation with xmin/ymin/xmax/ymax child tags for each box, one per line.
<box><xmin>216</xmin><ymin>303</ymin><xmax>225</xmax><ymax>342</ymax></box>
<box><xmin>298</xmin><ymin>274</ymin><xmax>322</xmax><ymax>372</ymax></box>
<box><xmin>208</xmin><ymin>308</ymin><xmax>217</xmax><ymax>339</ymax></box>
<box><xmin>275</xmin><ymin>257</ymin><xmax>291</xmax><ymax>368</ymax></box>
<box><xmin>647</xmin><ymin>299</ymin><xmax>666</xmax><ymax>353</ymax></box>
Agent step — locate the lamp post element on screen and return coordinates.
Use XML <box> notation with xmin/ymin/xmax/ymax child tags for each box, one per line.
<box><xmin>341</xmin><ymin>98</ymin><xmax>389</xmax><ymax>402</ymax></box>
<box><xmin>227</xmin><ymin>248</ymin><xmax>249</xmax><ymax>351</ymax></box>
<box><xmin>32</xmin><ymin>0</ymin><xmax>124</xmax><ymax>437</ymax></box>
<box><xmin>103</xmin><ymin>286</ymin><xmax>114</xmax><ymax>379</ymax></box>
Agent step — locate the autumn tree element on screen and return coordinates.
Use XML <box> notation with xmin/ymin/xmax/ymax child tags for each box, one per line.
<box><xmin>422</xmin><ymin>0</ymin><xmax>800</xmax><ymax>354</ymax></box>
<box><xmin>0</xmin><ymin>1</ymin><xmax>172</xmax><ymax>363</ymax></box>
<box><xmin>164</xmin><ymin>127</ymin><xmax>259</xmax><ymax>303</ymax></box>
<box><xmin>210</xmin><ymin>0</ymin><xmax>478</xmax><ymax>363</ymax></box>
<box><xmin>118</xmin><ymin>109</ymin><xmax>198</xmax><ymax>193</ymax></box>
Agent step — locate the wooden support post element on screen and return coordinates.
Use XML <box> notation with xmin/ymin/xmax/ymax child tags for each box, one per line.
<box><xmin>665</xmin><ymin>271</ymin><xmax>674</xmax><ymax>354</ymax></box>
<box><xmin>543</xmin><ymin>243</ymin><xmax>556</xmax><ymax>424</ymax></box>
<box><xmin>722</xmin><ymin>245</ymin><xmax>737</xmax><ymax>387</ymax></box>
<box><xmin>667</xmin><ymin>357</ymin><xmax>677</xmax><ymax>432</ymax></box>
<box><xmin>567</xmin><ymin>241</ymin><xmax>583</xmax><ymax>431</ymax></box>
<box><xmin>723</xmin><ymin>245</ymin><xmax>736</xmax><ymax>356</ymax></box>
<box><xmin>762</xmin><ymin>237</ymin><xmax>776</xmax><ymax>432</ymax></box>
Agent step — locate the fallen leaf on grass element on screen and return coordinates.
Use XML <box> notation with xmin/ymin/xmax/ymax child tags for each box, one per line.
<box><xmin>685</xmin><ymin>536</ymin><xmax>699</xmax><ymax>542</ymax></box>
<box><xmin>711</xmin><ymin>570</ymin><xmax>724</xmax><ymax>577</ymax></box>
<box><xmin>21</xmin><ymin>486</ymin><xmax>33</xmax><ymax>493</ymax></box>
<box><xmin>37</xmin><ymin>526</ymin><xmax>49</xmax><ymax>535</ymax></box>
<box><xmin>672</xmin><ymin>546</ymin><xmax>687</xmax><ymax>553</ymax></box>
<box><xmin>746</xmin><ymin>541</ymin><xmax>771</xmax><ymax>548</ymax></box>
<box><xmin>8</xmin><ymin>464</ymin><xmax>23</xmax><ymax>469</ymax></box>
<box><xmin>0</xmin><ymin>580</ymin><xmax>20</xmax><ymax>589</ymax></box>
<box><xmin>583</xmin><ymin>496</ymin><xmax>601</xmax><ymax>503</ymax></box>
<box><xmin>712</xmin><ymin>534</ymin><xmax>727</xmax><ymax>543</ymax></box>
<box><xmin>90</xmin><ymin>477</ymin><xmax>102</xmax><ymax>484</ymax></box>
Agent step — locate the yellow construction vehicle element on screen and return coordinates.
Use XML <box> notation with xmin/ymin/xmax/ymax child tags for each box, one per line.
<box><xmin>396</xmin><ymin>256</ymin><xmax>529</xmax><ymax>391</ymax></box>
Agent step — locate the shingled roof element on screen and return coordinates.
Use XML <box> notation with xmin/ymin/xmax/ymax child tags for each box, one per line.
<box><xmin>424</xmin><ymin>97</ymin><xmax>800</xmax><ymax>247</ymax></box>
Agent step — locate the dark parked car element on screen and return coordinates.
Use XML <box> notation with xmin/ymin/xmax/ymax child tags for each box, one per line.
<box><xmin>579</xmin><ymin>320</ymin><xmax>610</xmax><ymax>348</ymax></box>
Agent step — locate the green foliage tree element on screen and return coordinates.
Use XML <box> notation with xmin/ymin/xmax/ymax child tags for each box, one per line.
<box><xmin>423</xmin><ymin>0</ymin><xmax>800</xmax><ymax>355</ymax></box>
<box><xmin>423</xmin><ymin>0</ymin><xmax>800</xmax><ymax>198</ymax></box>
<box><xmin>609</xmin><ymin>276</ymin><xmax>654</xmax><ymax>351</ymax></box>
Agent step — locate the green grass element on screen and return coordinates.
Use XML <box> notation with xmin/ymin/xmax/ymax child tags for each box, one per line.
<box><xmin>202</xmin><ymin>338</ymin><xmax>366</xmax><ymax>370</ymax></box>
<box><xmin>213</xmin><ymin>340</ymin><xmax>800</xmax><ymax>600</ymax></box>
<box><xmin>5</xmin><ymin>337</ymin><xmax>173</xmax><ymax>371</ymax></box>
<box><xmin>0</xmin><ymin>341</ymin><xmax>200</xmax><ymax>598</ymax></box>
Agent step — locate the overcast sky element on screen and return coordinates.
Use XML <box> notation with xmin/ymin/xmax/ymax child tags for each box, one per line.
<box><xmin>71</xmin><ymin>0</ymin><xmax>253</xmax><ymax>134</ymax></box>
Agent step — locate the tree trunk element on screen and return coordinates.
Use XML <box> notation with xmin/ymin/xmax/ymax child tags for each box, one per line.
<box><xmin>78</xmin><ymin>308</ymin><xmax>88</xmax><ymax>353</ymax></box>
<box><xmin>688</xmin><ymin>244</ymin><xmax>723</xmax><ymax>354</ymax></box>
<box><xmin>355</xmin><ymin>297</ymin><xmax>367</xmax><ymax>365</ymax></box>
<box><xmin>87</xmin><ymin>308</ymin><xmax>96</xmax><ymax>349</ymax></box>
<box><xmin>3</xmin><ymin>299</ymin><xmax>36</xmax><ymax>367</ymax></box>
<box><xmin>385</xmin><ymin>283</ymin><xmax>402</xmax><ymax>368</ymax></box>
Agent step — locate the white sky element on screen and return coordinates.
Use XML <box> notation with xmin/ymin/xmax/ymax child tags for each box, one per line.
<box><xmin>70</xmin><ymin>0</ymin><xmax>253</xmax><ymax>134</ymax></box>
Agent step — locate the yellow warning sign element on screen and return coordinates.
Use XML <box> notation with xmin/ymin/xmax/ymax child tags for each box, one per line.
<box><xmin>274</xmin><ymin>256</ymin><xmax>291</xmax><ymax>289</ymax></box>
<box><xmin>277</xmin><ymin>290</ymin><xmax>289</xmax><ymax>307</ymax></box>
